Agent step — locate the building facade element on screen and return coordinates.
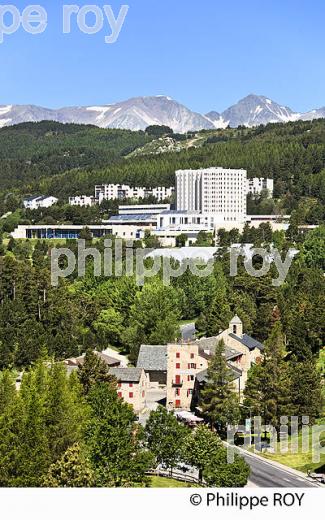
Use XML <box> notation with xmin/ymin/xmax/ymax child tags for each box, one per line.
<box><xmin>246</xmin><ymin>178</ymin><xmax>274</xmax><ymax>198</ymax></box>
<box><xmin>95</xmin><ymin>184</ymin><xmax>174</xmax><ymax>204</ymax></box>
<box><xmin>69</xmin><ymin>195</ymin><xmax>96</xmax><ymax>207</ymax></box>
<box><xmin>23</xmin><ymin>195</ymin><xmax>58</xmax><ymax>210</ymax></box>
<box><xmin>137</xmin><ymin>316</ymin><xmax>264</xmax><ymax>412</ymax></box>
<box><xmin>166</xmin><ymin>343</ymin><xmax>208</xmax><ymax>411</ymax></box>
<box><xmin>118</xmin><ymin>204</ymin><xmax>170</xmax><ymax>215</ymax></box>
<box><xmin>175</xmin><ymin>167</ymin><xmax>247</xmax><ymax>222</ymax></box>
<box><xmin>110</xmin><ymin>368</ymin><xmax>148</xmax><ymax>413</ymax></box>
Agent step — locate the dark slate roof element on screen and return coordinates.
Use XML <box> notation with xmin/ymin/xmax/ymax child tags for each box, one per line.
<box><xmin>24</xmin><ymin>195</ymin><xmax>54</xmax><ymax>202</ymax></box>
<box><xmin>197</xmin><ymin>337</ymin><xmax>242</xmax><ymax>360</ymax></box>
<box><xmin>109</xmin><ymin>368</ymin><xmax>143</xmax><ymax>383</ymax></box>
<box><xmin>95</xmin><ymin>352</ymin><xmax>121</xmax><ymax>366</ymax></box>
<box><xmin>196</xmin><ymin>363</ymin><xmax>242</xmax><ymax>384</ymax></box>
<box><xmin>24</xmin><ymin>195</ymin><xmax>41</xmax><ymax>202</ymax></box>
<box><xmin>229</xmin><ymin>333</ymin><xmax>264</xmax><ymax>351</ymax></box>
<box><xmin>136</xmin><ymin>345</ymin><xmax>168</xmax><ymax>371</ymax></box>
<box><xmin>73</xmin><ymin>351</ymin><xmax>121</xmax><ymax>367</ymax></box>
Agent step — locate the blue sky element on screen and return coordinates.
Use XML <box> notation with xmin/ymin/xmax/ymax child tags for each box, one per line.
<box><xmin>1</xmin><ymin>0</ymin><xmax>325</xmax><ymax>113</ymax></box>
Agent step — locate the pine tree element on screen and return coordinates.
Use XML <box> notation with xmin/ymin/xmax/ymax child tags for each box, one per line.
<box><xmin>205</xmin><ymin>292</ymin><xmax>232</xmax><ymax>336</ymax></box>
<box><xmin>14</xmin><ymin>367</ymin><xmax>50</xmax><ymax>486</ymax></box>
<box><xmin>0</xmin><ymin>370</ymin><xmax>20</xmax><ymax>486</ymax></box>
<box><xmin>244</xmin><ymin>321</ymin><xmax>291</xmax><ymax>433</ymax></box>
<box><xmin>204</xmin><ymin>265</ymin><xmax>231</xmax><ymax>336</ymax></box>
<box><xmin>200</xmin><ymin>339</ymin><xmax>240</xmax><ymax>435</ymax></box>
<box><xmin>85</xmin><ymin>382</ymin><xmax>153</xmax><ymax>487</ymax></box>
<box><xmin>78</xmin><ymin>350</ymin><xmax>116</xmax><ymax>395</ymax></box>
<box><xmin>44</xmin><ymin>362</ymin><xmax>88</xmax><ymax>464</ymax></box>
<box><xmin>0</xmin><ymin>370</ymin><xmax>16</xmax><ymax>415</ymax></box>
<box><xmin>42</xmin><ymin>444</ymin><xmax>95</xmax><ymax>487</ymax></box>
<box><xmin>289</xmin><ymin>356</ymin><xmax>323</xmax><ymax>425</ymax></box>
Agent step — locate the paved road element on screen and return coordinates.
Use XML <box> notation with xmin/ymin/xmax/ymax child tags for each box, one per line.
<box><xmin>180</xmin><ymin>323</ymin><xmax>196</xmax><ymax>341</ymax></box>
<box><xmin>138</xmin><ymin>387</ymin><xmax>167</xmax><ymax>426</ymax></box>
<box><xmin>242</xmin><ymin>451</ymin><xmax>320</xmax><ymax>488</ymax></box>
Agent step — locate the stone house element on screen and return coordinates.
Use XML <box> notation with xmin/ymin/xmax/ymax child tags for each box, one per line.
<box><xmin>110</xmin><ymin>367</ymin><xmax>148</xmax><ymax>413</ymax></box>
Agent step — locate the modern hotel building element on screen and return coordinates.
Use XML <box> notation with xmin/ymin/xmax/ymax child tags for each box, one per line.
<box><xmin>175</xmin><ymin>167</ymin><xmax>247</xmax><ymax>223</ymax></box>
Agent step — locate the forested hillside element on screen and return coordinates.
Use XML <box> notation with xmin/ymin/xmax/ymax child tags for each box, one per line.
<box><xmin>0</xmin><ymin>121</ymin><xmax>153</xmax><ymax>190</ymax></box>
<box><xmin>0</xmin><ymin>120</ymin><xmax>325</xmax><ymax>223</ymax></box>
<box><xmin>1</xmin><ymin>119</ymin><xmax>325</xmax><ymax>221</ymax></box>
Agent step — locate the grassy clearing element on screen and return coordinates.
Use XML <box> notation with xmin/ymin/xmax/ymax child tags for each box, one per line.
<box><xmin>149</xmin><ymin>476</ymin><xmax>198</xmax><ymax>488</ymax></box>
<box><xmin>179</xmin><ymin>319</ymin><xmax>197</xmax><ymax>327</ymax></box>
<box><xmin>257</xmin><ymin>429</ymin><xmax>325</xmax><ymax>473</ymax></box>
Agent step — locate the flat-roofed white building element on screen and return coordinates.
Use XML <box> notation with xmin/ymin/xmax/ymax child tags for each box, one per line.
<box><xmin>246</xmin><ymin>178</ymin><xmax>274</xmax><ymax>198</ymax></box>
<box><xmin>151</xmin><ymin>186</ymin><xmax>175</xmax><ymax>201</ymax></box>
<box><xmin>69</xmin><ymin>195</ymin><xmax>96</xmax><ymax>207</ymax></box>
<box><xmin>118</xmin><ymin>203</ymin><xmax>170</xmax><ymax>215</ymax></box>
<box><xmin>157</xmin><ymin>210</ymin><xmax>220</xmax><ymax>232</ymax></box>
<box><xmin>23</xmin><ymin>195</ymin><xmax>58</xmax><ymax>210</ymax></box>
<box><xmin>106</xmin><ymin>213</ymin><xmax>157</xmax><ymax>240</ymax></box>
<box><xmin>176</xmin><ymin>167</ymin><xmax>247</xmax><ymax>223</ymax></box>
<box><xmin>95</xmin><ymin>184</ymin><xmax>134</xmax><ymax>204</ymax></box>
<box><xmin>95</xmin><ymin>184</ymin><xmax>174</xmax><ymax>204</ymax></box>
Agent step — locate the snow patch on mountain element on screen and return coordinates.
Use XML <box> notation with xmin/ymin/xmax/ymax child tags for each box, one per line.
<box><xmin>1</xmin><ymin>95</ymin><xmax>325</xmax><ymax>131</ymax></box>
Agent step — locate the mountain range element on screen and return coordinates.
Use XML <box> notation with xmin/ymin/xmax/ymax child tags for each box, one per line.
<box><xmin>1</xmin><ymin>94</ymin><xmax>325</xmax><ymax>133</ymax></box>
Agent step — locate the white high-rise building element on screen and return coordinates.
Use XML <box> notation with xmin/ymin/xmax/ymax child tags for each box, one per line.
<box><xmin>246</xmin><ymin>178</ymin><xmax>274</xmax><ymax>198</ymax></box>
<box><xmin>176</xmin><ymin>167</ymin><xmax>247</xmax><ymax>222</ymax></box>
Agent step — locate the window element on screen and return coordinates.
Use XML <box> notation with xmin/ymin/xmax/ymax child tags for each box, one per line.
<box><xmin>176</xmin><ymin>352</ymin><xmax>180</xmax><ymax>359</ymax></box>
<box><xmin>188</xmin><ymin>375</ymin><xmax>195</xmax><ymax>382</ymax></box>
<box><xmin>190</xmin><ymin>353</ymin><xmax>195</xmax><ymax>359</ymax></box>
<box><xmin>176</xmin><ymin>363</ymin><xmax>180</xmax><ymax>369</ymax></box>
<box><xmin>129</xmin><ymin>383</ymin><xmax>133</xmax><ymax>388</ymax></box>
<box><xmin>118</xmin><ymin>392</ymin><xmax>122</xmax><ymax>398</ymax></box>
<box><xmin>129</xmin><ymin>392</ymin><xmax>133</xmax><ymax>399</ymax></box>
<box><xmin>187</xmin><ymin>389</ymin><xmax>193</xmax><ymax>397</ymax></box>
<box><xmin>118</xmin><ymin>383</ymin><xmax>122</xmax><ymax>388</ymax></box>
<box><xmin>188</xmin><ymin>363</ymin><xmax>196</xmax><ymax>369</ymax></box>
<box><xmin>175</xmin><ymin>400</ymin><xmax>181</xmax><ymax>408</ymax></box>
<box><xmin>175</xmin><ymin>388</ymin><xmax>180</xmax><ymax>396</ymax></box>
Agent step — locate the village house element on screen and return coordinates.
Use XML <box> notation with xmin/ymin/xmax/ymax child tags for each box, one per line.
<box><xmin>64</xmin><ymin>351</ymin><xmax>121</xmax><ymax>373</ymax></box>
<box><xmin>201</xmin><ymin>315</ymin><xmax>264</xmax><ymax>387</ymax></box>
<box><xmin>165</xmin><ymin>343</ymin><xmax>208</xmax><ymax>411</ymax></box>
<box><xmin>136</xmin><ymin>345</ymin><xmax>168</xmax><ymax>386</ymax></box>
<box><xmin>110</xmin><ymin>368</ymin><xmax>148</xmax><ymax>413</ymax></box>
<box><xmin>136</xmin><ymin>315</ymin><xmax>264</xmax><ymax>412</ymax></box>
<box><xmin>64</xmin><ymin>351</ymin><xmax>148</xmax><ymax>413</ymax></box>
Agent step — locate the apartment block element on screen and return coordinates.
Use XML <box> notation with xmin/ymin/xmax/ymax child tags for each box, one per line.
<box><xmin>95</xmin><ymin>184</ymin><xmax>174</xmax><ymax>204</ymax></box>
<box><xmin>69</xmin><ymin>195</ymin><xmax>96</xmax><ymax>207</ymax></box>
<box><xmin>246</xmin><ymin>177</ymin><xmax>274</xmax><ymax>198</ymax></box>
<box><xmin>176</xmin><ymin>167</ymin><xmax>247</xmax><ymax>222</ymax></box>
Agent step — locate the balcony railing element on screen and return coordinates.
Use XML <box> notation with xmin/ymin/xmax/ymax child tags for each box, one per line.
<box><xmin>172</xmin><ymin>379</ymin><xmax>183</xmax><ymax>387</ymax></box>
